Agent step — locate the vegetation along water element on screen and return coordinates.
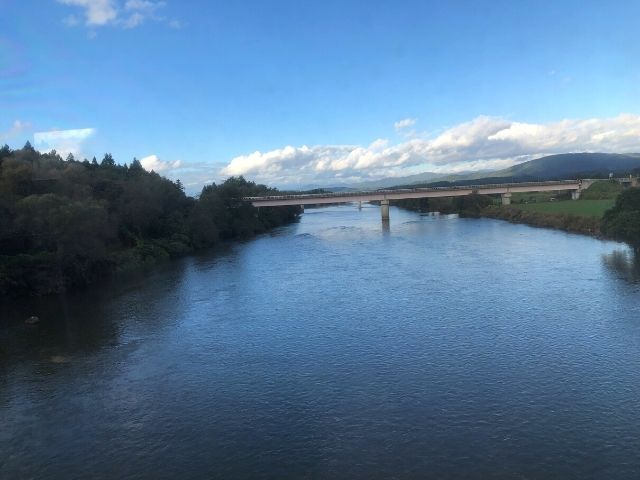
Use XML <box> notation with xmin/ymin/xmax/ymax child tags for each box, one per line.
<box><xmin>0</xmin><ymin>144</ymin><xmax>299</xmax><ymax>297</ymax></box>
<box><xmin>396</xmin><ymin>179</ymin><xmax>640</xmax><ymax>247</ymax></box>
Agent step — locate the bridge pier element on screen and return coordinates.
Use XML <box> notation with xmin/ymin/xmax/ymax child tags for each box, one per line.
<box><xmin>571</xmin><ymin>190</ymin><xmax>580</xmax><ymax>200</ymax></box>
<box><xmin>381</xmin><ymin>200</ymin><xmax>390</xmax><ymax>221</ymax></box>
<box><xmin>358</xmin><ymin>201</ymin><xmax>362</xmax><ymax>210</ymax></box>
<box><xmin>501</xmin><ymin>193</ymin><xmax>512</xmax><ymax>206</ymax></box>
<box><xmin>632</xmin><ymin>176</ymin><xmax>639</xmax><ymax>188</ymax></box>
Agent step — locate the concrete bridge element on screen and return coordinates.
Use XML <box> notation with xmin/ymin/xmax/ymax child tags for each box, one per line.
<box><xmin>244</xmin><ymin>179</ymin><xmax>596</xmax><ymax>221</ymax></box>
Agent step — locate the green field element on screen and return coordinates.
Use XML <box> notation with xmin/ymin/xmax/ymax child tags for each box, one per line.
<box><xmin>513</xmin><ymin>199</ymin><xmax>615</xmax><ymax>217</ymax></box>
<box><xmin>511</xmin><ymin>191</ymin><xmax>563</xmax><ymax>203</ymax></box>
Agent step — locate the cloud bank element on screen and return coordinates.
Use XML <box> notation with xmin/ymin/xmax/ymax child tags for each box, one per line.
<box><xmin>34</xmin><ymin>127</ymin><xmax>95</xmax><ymax>158</ymax></box>
<box><xmin>220</xmin><ymin>114</ymin><xmax>640</xmax><ymax>186</ymax></box>
<box><xmin>57</xmin><ymin>0</ymin><xmax>178</xmax><ymax>29</ymax></box>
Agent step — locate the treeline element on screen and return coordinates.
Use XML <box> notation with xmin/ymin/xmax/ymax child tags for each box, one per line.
<box><xmin>395</xmin><ymin>194</ymin><xmax>493</xmax><ymax>216</ymax></box>
<box><xmin>0</xmin><ymin>143</ymin><xmax>299</xmax><ymax>296</ymax></box>
<box><xmin>396</xmin><ymin>188</ymin><xmax>640</xmax><ymax>248</ymax></box>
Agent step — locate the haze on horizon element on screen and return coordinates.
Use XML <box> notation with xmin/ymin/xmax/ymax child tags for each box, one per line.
<box><xmin>2</xmin><ymin>0</ymin><xmax>639</xmax><ymax>191</ymax></box>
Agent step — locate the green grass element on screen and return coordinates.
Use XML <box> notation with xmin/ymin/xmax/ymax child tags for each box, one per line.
<box><xmin>579</xmin><ymin>180</ymin><xmax>624</xmax><ymax>200</ymax></box>
<box><xmin>513</xmin><ymin>199</ymin><xmax>615</xmax><ymax>218</ymax></box>
<box><xmin>511</xmin><ymin>191</ymin><xmax>562</xmax><ymax>203</ymax></box>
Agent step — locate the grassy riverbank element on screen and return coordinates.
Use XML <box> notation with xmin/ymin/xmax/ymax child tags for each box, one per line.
<box><xmin>512</xmin><ymin>199</ymin><xmax>615</xmax><ymax>217</ymax></box>
<box><xmin>491</xmin><ymin>181</ymin><xmax>622</xmax><ymax>235</ymax></box>
<box><xmin>478</xmin><ymin>205</ymin><xmax>603</xmax><ymax>236</ymax></box>
<box><xmin>396</xmin><ymin>180</ymin><xmax>635</xmax><ymax>241</ymax></box>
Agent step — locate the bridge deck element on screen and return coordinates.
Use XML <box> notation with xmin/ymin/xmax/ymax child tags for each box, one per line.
<box><xmin>244</xmin><ymin>180</ymin><xmax>583</xmax><ymax>207</ymax></box>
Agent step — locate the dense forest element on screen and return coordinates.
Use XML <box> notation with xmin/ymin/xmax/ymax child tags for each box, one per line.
<box><xmin>0</xmin><ymin>143</ymin><xmax>300</xmax><ymax>296</ymax></box>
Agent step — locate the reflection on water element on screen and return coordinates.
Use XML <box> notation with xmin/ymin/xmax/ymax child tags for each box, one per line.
<box><xmin>603</xmin><ymin>249</ymin><xmax>640</xmax><ymax>283</ymax></box>
<box><xmin>2</xmin><ymin>205</ymin><xmax>640</xmax><ymax>479</ymax></box>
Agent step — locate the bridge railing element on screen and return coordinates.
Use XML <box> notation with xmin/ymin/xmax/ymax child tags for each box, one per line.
<box><xmin>243</xmin><ymin>180</ymin><xmax>580</xmax><ymax>202</ymax></box>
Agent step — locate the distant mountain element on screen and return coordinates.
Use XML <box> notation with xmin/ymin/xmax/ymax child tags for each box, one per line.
<box><xmin>348</xmin><ymin>170</ymin><xmax>495</xmax><ymax>190</ymax></box>
<box><xmin>293</xmin><ymin>153</ymin><xmax>640</xmax><ymax>192</ymax></box>
<box><xmin>491</xmin><ymin>153</ymin><xmax>640</xmax><ymax>180</ymax></box>
<box><xmin>349</xmin><ymin>172</ymin><xmax>446</xmax><ymax>190</ymax></box>
<box><xmin>390</xmin><ymin>152</ymin><xmax>640</xmax><ymax>189</ymax></box>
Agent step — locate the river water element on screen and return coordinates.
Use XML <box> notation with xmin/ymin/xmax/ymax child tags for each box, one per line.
<box><xmin>2</xmin><ymin>204</ymin><xmax>640</xmax><ymax>479</ymax></box>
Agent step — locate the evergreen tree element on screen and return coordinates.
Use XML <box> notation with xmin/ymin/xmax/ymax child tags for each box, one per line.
<box><xmin>130</xmin><ymin>157</ymin><xmax>143</xmax><ymax>172</ymax></box>
<box><xmin>101</xmin><ymin>153</ymin><xmax>115</xmax><ymax>167</ymax></box>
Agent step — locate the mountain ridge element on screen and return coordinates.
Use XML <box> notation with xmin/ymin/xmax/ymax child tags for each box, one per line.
<box><xmin>344</xmin><ymin>153</ymin><xmax>640</xmax><ymax>191</ymax></box>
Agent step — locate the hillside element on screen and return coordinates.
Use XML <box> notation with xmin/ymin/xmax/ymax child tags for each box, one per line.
<box><xmin>492</xmin><ymin>153</ymin><xmax>640</xmax><ymax>180</ymax></box>
<box><xmin>391</xmin><ymin>152</ymin><xmax>640</xmax><ymax>189</ymax></box>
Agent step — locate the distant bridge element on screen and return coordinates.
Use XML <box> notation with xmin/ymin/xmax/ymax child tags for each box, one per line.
<box><xmin>244</xmin><ymin>180</ymin><xmax>586</xmax><ymax>221</ymax></box>
<box><xmin>244</xmin><ymin>177</ymin><xmax>637</xmax><ymax>221</ymax></box>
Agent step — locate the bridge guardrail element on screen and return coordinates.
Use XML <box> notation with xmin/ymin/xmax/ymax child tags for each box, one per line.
<box><xmin>243</xmin><ymin>180</ymin><xmax>580</xmax><ymax>202</ymax></box>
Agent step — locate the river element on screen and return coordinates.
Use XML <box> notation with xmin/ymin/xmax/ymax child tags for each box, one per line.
<box><xmin>2</xmin><ymin>204</ymin><xmax>640</xmax><ymax>479</ymax></box>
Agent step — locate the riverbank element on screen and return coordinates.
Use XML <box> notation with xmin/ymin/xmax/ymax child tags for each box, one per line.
<box><xmin>0</xmin><ymin>211</ymin><xmax>301</xmax><ymax>298</ymax></box>
<box><xmin>0</xmin><ymin>145</ymin><xmax>301</xmax><ymax>298</ymax></box>
<box><xmin>468</xmin><ymin>205</ymin><xmax>603</xmax><ymax>237</ymax></box>
<box><xmin>395</xmin><ymin>183</ymin><xmax>626</xmax><ymax>241</ymax></box>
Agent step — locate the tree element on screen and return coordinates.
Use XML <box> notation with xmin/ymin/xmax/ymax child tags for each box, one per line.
<box><xmin>0</xmin><ymin>144</ymin><xmax>11</xmax><ymax>160</ymax></box>
<box><xmin>130</xmin><ymin>157</ymin><xmax>143</xmax><ymax>172</ymax></box>
<box><xmin>101</xmin><ymin>153</ymin><xmax>115</xmax><ymax>167</ymax></box>
<box><xmin>451</xmin><ymin>194</ymin><xmax>493</xmax><ymax>214</ymax></box>
<box><xmin>602</xmin><ymin>188</ymin><xmax>640</xmax><ymax>249</ymax></box>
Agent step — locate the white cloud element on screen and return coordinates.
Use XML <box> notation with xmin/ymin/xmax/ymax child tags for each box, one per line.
<box><xmin>140</xmin><ymin>154</ymin><xmax>182</xmax><ymax>172</ymax></box>
<box><xmin>219</xmin><ymin>114</ymin><xmax>640</xmax><ymax>186</ymax></box>
<box><xmin>394</xmin><ymin>118</ymin><xmax>417</xmax><ymax>130</ymax></box>
<box><xmin>57</xmin><ymin>0</ymin><xmax>118</xmax><ymax>26</ymax></box>
<box><xmin>33</xmin><ymin>127</ymin><xmax>95</xmax><ymax>158</ymax></box>
<box><xmin>0</xmin><ymin>120</ymin><xmax>31</xmax><ymax>142</ymax></box>
<box><xmin>57</xmin><ymin>0</ymin><xmax>177</xmax><ymax>29</ymax></box>
<box><xmin>63</xmin><ymin>14</ymin><xmax>80</xmax><ymax>26</ymax></box>
<box><xmin>125</xmin><ymin>0</ymin><xmax>165</xmax><ymax>11</ymax></box>
<box><xmin>121</xmin><ymin>12</ymin><xmax>145</xmax><ymax>28</ymax></box>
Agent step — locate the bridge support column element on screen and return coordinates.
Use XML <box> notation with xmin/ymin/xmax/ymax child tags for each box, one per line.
<box><xmin>358</xmin><ymin>201</ymin><xmax>362</xmax><ymax>210</ymax></box>
<box><xmin>381</xmin><ymin>200</ymin><xmax>390</xmax><ymax>221</ymax></box>
<box><xmin>501</xmin><ymin>193</ymin><xmax>512</xmax><ymax>206</ymax></box>
<box><xmin>300</xmin><ymin>204</ymin><xmax>305</xmax><ymax>212</ymax></box>
<box><xmin>632</xmin><ymin>176</ymin><xmax>639</xmax><ymax>188</ymax></box>
<box><xmin>571</xmin><ymin>190</ymin><xmax>581</xmax><ymax>200</ymax></box>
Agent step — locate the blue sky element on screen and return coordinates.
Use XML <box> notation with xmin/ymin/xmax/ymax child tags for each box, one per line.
<box><xmin>2</xmin><ymin>0</ymin><xmax>639</xmax><ymax>189</ymax></box>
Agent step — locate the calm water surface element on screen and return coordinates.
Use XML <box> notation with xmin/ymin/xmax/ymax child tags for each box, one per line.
<box><xmin>2</xmin><ymin>205</ymin><xmax>640</xmax><ymax>479</ymax></box>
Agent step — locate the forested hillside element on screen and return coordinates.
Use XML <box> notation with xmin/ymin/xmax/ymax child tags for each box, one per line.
<box><xmin>0</xmin><ymin>143</ymin><xmax>299</xmax><ymax>296</ymax></box>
